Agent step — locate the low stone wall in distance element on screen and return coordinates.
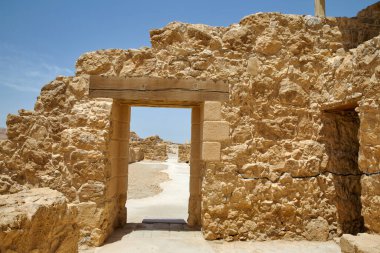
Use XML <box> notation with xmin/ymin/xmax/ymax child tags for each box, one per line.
<box><xmin>129</xmin><ymin>147</ymin><xmax>144</xmax><ymax>163</ymax></box>
<box><xmin>178</xmin><ymin>144</ymin><xmax>190</xmax><ymax>163</ymax></box>
<box><xmin>0</xmin><ymin>188</ymin><xmax>78</xmax><ymax>253</ymax></box>
<box><xmin>130</xmin><ymin>135</ymin><xmax>168</xmax><ymax>161</ymax></box>
<box><xmin>0</xmin><ymin>128</ymin><xmax>6</xmax><ymax>140</ymax></box>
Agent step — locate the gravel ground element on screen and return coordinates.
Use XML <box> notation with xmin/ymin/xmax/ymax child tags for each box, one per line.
<box><xmin>127</xmin><ymin>161</ymin><xmax>170</xmax><ymax>199</ymax></box>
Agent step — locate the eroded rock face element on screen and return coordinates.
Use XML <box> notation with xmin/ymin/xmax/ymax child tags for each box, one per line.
<box><xmin>0</xmin><ymin>2</ymin><xmax>380</xmax><ymax>247</ymax></box>
<box><xmin>0</xmin><ymin>188</ymin><xmax>78</xmax><ymax>253</ymax></box>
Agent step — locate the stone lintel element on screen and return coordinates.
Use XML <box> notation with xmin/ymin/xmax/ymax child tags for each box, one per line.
<box><xmin>321</xmin><ymin>95</ymin><xmax>362</xmax><ymax>112</ymax></box>
<box><xmin>89</xmin><ymin>75</ymin><xmax>229</xmax><ymax>102</ymax></box>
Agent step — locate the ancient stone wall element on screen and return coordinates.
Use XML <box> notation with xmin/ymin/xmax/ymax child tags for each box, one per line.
<box><xmin>128</xmin><ymin>131</ymin><xmax>144</xmax><ymax>163</ymax></box>
<box><xmin>0</xmin><ymin>128</ymin><xmax>6</xmax><ymax>140</ymax></box>
<box><xmin>318</xmin><ymin>29</ymin><xmax>380</xmax><ymax>234</ymax></box>
<box><xmin>336</xmin><ymin>2</ymin><xmax>380</xmax><ymax>50</ymax></box>
<box><xmin>129</xmin><ymin>147</ymin><xmax>144</xmax><ymax>163</ymax></box>
<box><xmin>0</xmin><ymin>77</ymin><xmax>118</xmax><ymax>246</ymax></box>
<box><xmin>0</xmin><ymin>188</ymin><xmax>78</xmax><ymax>252</ymax></box>
<box><xmin>0</xmin><ymin>2</ymin><xmax>379</xmax><ymax>247</ymax></box>
<box><xmin>130</xmin><ymin>135</ymin><xmax>168</xmax><ymax>161</ymax></box>
<box><xmin>178</xmin><ymin>144</ymin><xmax>191</xmax><ymax>163</ymax></box>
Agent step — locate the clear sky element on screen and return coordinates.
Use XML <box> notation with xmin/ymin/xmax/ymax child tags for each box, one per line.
<box><xmin>0</xmin><ymin>0</ymin><xmax>378</xmax><ymax>143</ymax></box>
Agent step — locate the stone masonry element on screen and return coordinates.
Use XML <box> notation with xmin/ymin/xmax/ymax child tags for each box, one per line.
<box><xmin>0</xmin><ymin>2</ymin><xmax>380</xmax><ymax>249</ymax></box>
<box><xmin>178</xmin><ymin>143</ymin><xmax>191</xmax><ymax>163</ymax></box>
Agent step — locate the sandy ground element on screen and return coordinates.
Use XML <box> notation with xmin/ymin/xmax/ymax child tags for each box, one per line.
<box><xmin>127</xmin><ymin>147</ymin><xmax>190</xmax><ymax>223</ymax></box>
<box><xmin>128</xmin><ymin>162</ymin><xmax>170</xmax><ymax>199</ymax></box>
<box><xmin>81</xmin><ymin>146</ymin><xmax>341</xmax><ymax>253</ymax></box>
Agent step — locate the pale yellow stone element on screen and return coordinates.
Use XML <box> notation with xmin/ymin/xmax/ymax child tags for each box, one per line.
<box><xmin>202</xmin><ymin>121</ymin><xmax>229</xmax><ymax>141</ymax></box>
<box><xmin>202</xmin><ymin>142</ymin><xmax>221</xmax><ymax>161</ymax></box>
<box><xmin>202</xmin><ymin>101</ymin><xmax>222</xmax><ymax>121</ymax></box>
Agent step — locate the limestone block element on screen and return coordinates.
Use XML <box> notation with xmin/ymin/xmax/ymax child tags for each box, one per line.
<box><xmin>78</xmin><ymin>181</ymin><xmax>105</xmax><ymax>203</ymax></box>
<box><xmin>202</xmin><ymin>121</ymin><xmax>229</xmax><ymax>141</ymax></box>
<box><xmin>304</xmin><ymin>217</ymin><xmax>329</xmax><ymax>241</ymax></box>
<box><xmin>247</xmin><ymin>57</ymin><xmax>261</xmax><ymax>76</ymax></box>
<box><xmin>0</xmin><ymin>188</ymin><xmax>78</xmax><ymax>253</ymax></box>
<box><xmin>340</xmin><ymin>233</ymin><xmax>380</xmax><ymax>253</ymax></box>
<box><xmin>203</xmin><ymin>101</ymin><xmax>222</xmax><ymax>121</ymax></box>
<box><xmin>255</xmin><ymin>37</ymin><xmax>282</xmax><ymax>55</ymax></box>
<box><xmin>279</xmin><ymin>79</ymin><xmax>308</xmax><ymax>106</ymax></box>
<box><xmin>202</xmin><ymin>142</ymin><xmax>221</xmax><ymax>161</ymax></box>
<box><xmin>361</xmin><ymin>175</ymin><xmax>380</xmax><ymax>233</ymax></box>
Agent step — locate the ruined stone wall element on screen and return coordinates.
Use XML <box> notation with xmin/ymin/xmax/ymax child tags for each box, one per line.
<box><xmin>128</xmin><ymin>131</ymin><xmax>144</xmax><ymax>163</ymax></box>
<box><xmin>178</xmin><ymin>144</ymin><xmax>190</xmax><ymax>163</ymax></box>
<box><xmin>0</xmin><ymin>128</ymin><xmax>6</xmax><ymax>140</ymax></box>
<box><xmin>0</xmin><ymin>77</ymin><xmax>119</xmax><ymax>246</ymax></box>
<box><xmin>130</xmin><ymin>135</ymin><xmax>168</xmax><ymax>161</ymax></box>
<box><xmin>318</xmin><ymin>29</ymin><xmax>380</xmax><ymax>234</ymax></box>
<box><xmin>129</xmin><ymin>147</ymin><xmax>144</xmax><ymax>163</ymax></box>
<box><xmin>0</xmin><ymin>2</ymin><xmax>379</xmax><ymax>247</ymax></box>
<box><xmin>74</xmin><ymin>12</ymin><xmax>353</xmax><ymax>241</ymax></box>
<box><xmin>336</xmin><ymin>2</ymin><xmax>380</xmax><ymax>50</ymax></box>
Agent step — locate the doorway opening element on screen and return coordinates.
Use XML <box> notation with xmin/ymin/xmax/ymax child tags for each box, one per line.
<box><xmin>89</xmin><ymin>75</ymin><xmax>228</xmax><ymax>243</ymax></box>
<box><xmin>126</xmin><ymin>107</ymin><xmax>192</xmax><ymax>227</ymax></box>
<box><xmin>109</xmin><ymin>101</ymin><xmax>203</xmax><ymax>234</ymax></box>
<box><xmin>322</xmin><ymin>106</ymin><xmax>364</xmax><ymax>235</ymax></box>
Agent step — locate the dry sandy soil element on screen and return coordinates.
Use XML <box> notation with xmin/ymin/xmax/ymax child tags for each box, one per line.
<box><xmin>127</xmin><ymin>162</ymin><xmax>170</xmax><ymax>199</ymax></box>
<box><xmin>0</xmin><ymin>128</ymin><xmax>6</xmax><ymax>140</ymax></box>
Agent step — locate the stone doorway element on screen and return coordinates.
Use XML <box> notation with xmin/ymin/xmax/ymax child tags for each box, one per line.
<box><xmin>322</xmin><ymin>100</ymin><xmax>365</xmax><ymax>235</ymax></box>
<box><xmin>126</xmin><ymin>107</ymin><xmax>191</xmax><ymax>225</ymax></box>
<box><xmin>88</xmin><ymin>75</ymin><xmax>229</xmax><ymax>233</ymax></box>
<box><xmin>109</xmin><ymin>101</ymin><xmax>203</xmax><ymax>228</ymax></box>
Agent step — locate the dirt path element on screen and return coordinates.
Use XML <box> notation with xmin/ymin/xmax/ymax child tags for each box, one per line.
<box><xmin>128</xmin><ymin>162</ymin><xmax>170</xmax><ymax>199</ymax></box>
<box><xmin>127</xmin><ymin>145</ymin><xmax>190</xmax><ymax>223</ymax></box>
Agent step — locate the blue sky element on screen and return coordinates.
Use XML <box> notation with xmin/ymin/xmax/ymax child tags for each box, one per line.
<box><xmin>0</xmin><ymin>0</ymin><xmax>378</xmax><ymax>143</ymax></box>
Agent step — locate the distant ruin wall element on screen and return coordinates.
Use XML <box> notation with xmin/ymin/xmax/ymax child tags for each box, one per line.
<box><xmin>178</xmin><ymin>144</ymin><xmax>190</xmax><ymax>163</ymax></box>
<box><xmin>0</xmin><ymin>2</ymin><xmax>379</xmax><ymax>247</ymax></box>
<box><xmin>0</xmin><ymin>128</ymin><xmax>6</xmax><ymax>140</ymax></box>
<box><xmin>130</xmin><ymin>135</ymin><xmax>168</xmax><ymax>161</ymax></box>
<box><xmin>335</xmin><ymin>2</ymin><xmax>380</xmax><ymax>49</ymax></box>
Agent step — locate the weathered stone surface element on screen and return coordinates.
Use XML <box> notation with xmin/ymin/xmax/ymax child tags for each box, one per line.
<box><xmin>0</xmin><ymin>188</ymin><xmax>78</xmax><ymax>253</ymax></box>
<box><xmin>340</xmin><ymin>233</ymin><xmax>380</xmax><ymax>253</ymax></box>
<box><xmin>130</xmin><ymin>135</ymin><xmax>168</xmax><ymax>161</ymax></box>
<box><xmin>129</xmin><ymin>147</ymin><xmax>144</xmax><ymax>163</ymax></box>
<box><xmin>0</xmin><ymin>128</ymin><xmax>6</xmax><ymax>140</ymax></box>
<box><xmin>0</xmin><ymin>1</ymin><xmax>379</xmax><ymax>248</ymax></box>
<box><xmin>178</xmin><ymin>144</ymin><xmax>190</xmax><ymax>163</ymax></box>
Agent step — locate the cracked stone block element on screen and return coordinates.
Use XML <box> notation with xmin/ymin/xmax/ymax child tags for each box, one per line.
<box><xmin>340</xmin><ymin>233</ymin><xmax>380</xmax><ymax>253</ymax></box>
